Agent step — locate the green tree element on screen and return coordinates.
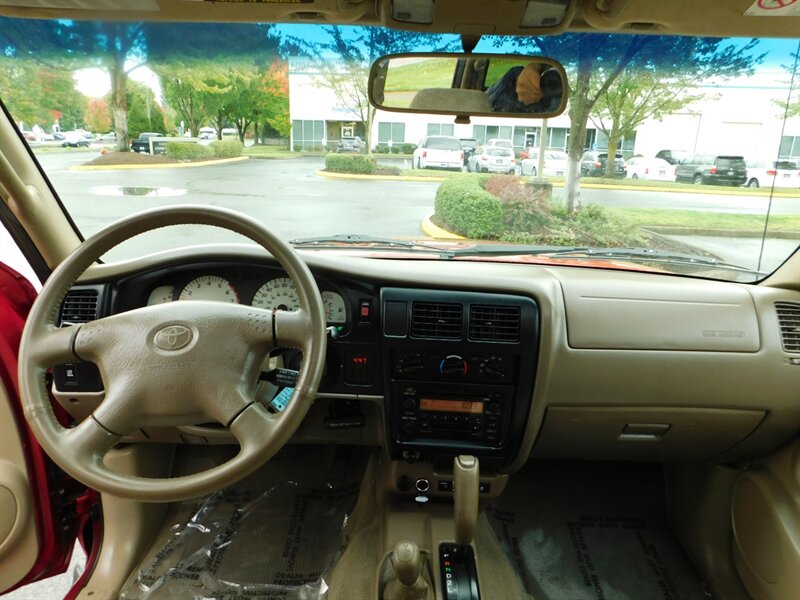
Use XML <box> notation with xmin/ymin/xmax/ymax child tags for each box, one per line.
<box><xmin>499</xmin><ymin>34</ymin><xmax>763</xmax><ymax>211</ymax></box>
<box><xmin>591</xmin><ymin>70</ymin><xmax>704</xmax><ymax>176</ymax></box>
<box><xmin>0</xmin><ymin>19</ymin><xmax>146</xmax><ymax>150</ymax></box>
<box><xmin>126</xmin><ymin>81</ymin><xmax>165</xmax><ymax>139</ymax></box>
<box><xmin>158</xmin><ymin>65</ymin><xmax>208</xmax><ymax>137</ymax></box>
<box><xmin>774</xmin><ymin>51</ymin><xmax>800</xmax><ymax>119</ymax></box>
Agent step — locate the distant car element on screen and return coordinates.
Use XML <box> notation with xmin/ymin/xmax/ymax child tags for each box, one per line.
<box><xmin>467</xmin><ymin>146</ymin><xmax>516</xmax><ymax>174</ymax></box>
<box><xmin>22</xmin><ymin>131</ymin><xmax>37</xmax><ymax>142</ymax></box>
<box><xmin>459</xmin><ymin>138</ymin><xmax>479</xmax><ymax>165</ymax></box>
<box><xmin>580</xmin><ymin>150</ymin><xmax>625</xmax><ymax>177</ymax></box>
<box><xmin>520</xmin><ymin>149</ymin><xmax>569</xmax><ymax>177</ymax></box>
<box><xmin>336</xmin><ymin>136</ymin><xmax>364</xmax><ymax>153</ymax></box>
<box><xmin>130</xmin><ymin>132</ymin><xmax>162</xmax><ymax>153</ymax></box>
<box><xmin>198</xmin><ymin>131</ymin><xmax>214</xmax><ymax>141</ymax></box>
<box><xmin>744</xmin><ymin>159</ymin><xmax>800</xmax><ymax>189</ymax></box>
<box><xmin>411</xmin><ymin>136</ymin><xmax>463</xmax><ymax>171</ymax></box>
<box><xmin>675</xmin><ymin>154</ymin><xmax>747</xmax><ymax>186</ymax></box>
<box><xmin>37</xmin><ymin>132</ymin><xmax>55</xmax><ymax>142</ymax></box>
<box><xmin>96</xmin><ymin>131</ymin><xmax>116</xmax><ymax>143</ymax></box>
<box><xmin>61</xmin><ymin>131</ymin><xmax>91</xmax><ymax>147</ymax></box>
<box><xmin>53</xmin><ymin>132</ymin><xmax>65</xmax><ymax>141</ymax></box>
<box><xmin>486</xmin><ymin>138</ymin><xmax>513</xmax><ymax>150</ymax></box>
<box><xmin>221</xmin><ymin>127</ymin><xmax>237</xmax><ymax>136</ymax></box>
<box><xmin>624</xmin><ymin>157</ymin><xmax>676</xmax><ymax>182</ymax></box>
<box><xmin>655</xmin><ymin>149</ymin><xmax>689</xmax><ymax>165</ymax></box>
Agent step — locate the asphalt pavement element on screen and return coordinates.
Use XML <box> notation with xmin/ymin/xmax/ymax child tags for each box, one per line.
<box><xmin>8</xmin><ymin>150</ymin><xmax>800</xmax><ymax>270</ymax></box>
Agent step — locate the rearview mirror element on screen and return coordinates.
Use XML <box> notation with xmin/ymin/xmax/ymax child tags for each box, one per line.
<box><xmin>369</xmin><ymin>53</ymin><xmax>568</xmax><ymax>119</ymax></box>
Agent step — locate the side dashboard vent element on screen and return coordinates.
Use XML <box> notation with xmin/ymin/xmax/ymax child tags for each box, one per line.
<box><xmin>776</xmin><ymin>302</ymin><xmax>800</xmax><ymax>353</ymax></box>
<box><xmin>60</xmin><ymin>289</ymin><xmax>99</xmax><ymax>325</ymax></box>
<box><xmin>469</xmin><ymin>304</ymin><xmax>521</xmax><ymax>342</ymax></box>
<box><xmin>411</xmin><ymin>302</ymin><xmax>463</xmax><ymax>339</ymax></box>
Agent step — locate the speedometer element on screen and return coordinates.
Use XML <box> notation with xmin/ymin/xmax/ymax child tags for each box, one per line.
<box><xmin>179</xmin><ymin>275</ymin><xmax>239</xmax><ymax>303</ymax></box>
<box><xmin>252</xmin><ymin>277</ymin><xmax>300</xmax><ymax>311</ymax></box>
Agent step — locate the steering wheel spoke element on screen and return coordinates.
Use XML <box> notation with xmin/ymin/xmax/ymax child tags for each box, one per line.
<box><xmin>27</xmin><ymin>324</ymin><xmax>79</xmax><ymax>368</ymax></box>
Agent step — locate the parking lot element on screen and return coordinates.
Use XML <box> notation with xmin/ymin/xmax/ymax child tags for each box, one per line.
<box><xmin>3</xmin><ymin>151</ymin><xmax>799</xmax><ymax>275</ymax></box>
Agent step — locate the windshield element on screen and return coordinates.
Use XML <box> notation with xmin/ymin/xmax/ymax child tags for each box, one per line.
<box><xmin>0</xmin><ymin>21</ymin><xmax>798</xmax><ymax>283</ymax></box>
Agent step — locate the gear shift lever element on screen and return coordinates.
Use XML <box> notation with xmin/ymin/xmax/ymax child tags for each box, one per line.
<box><xmin>453</xmin><ymin>455</ymin><xmax>479</xmax><ymax>545</ymax></box>
<box><xmin>383</xmin><ymin>541</ymin><xmax>430</xmax><ymax>600</ymax></box>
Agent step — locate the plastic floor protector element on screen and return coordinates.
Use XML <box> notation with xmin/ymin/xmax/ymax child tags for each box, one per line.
<box><xmin>120</xmin><ymin>446</ymin><xmax>366</xmax><ymax>600</ymax></box>
<box><xmin>486</xmin><ymin>461</ymin><xmax>713</xmax><ymax>600</ymax></box>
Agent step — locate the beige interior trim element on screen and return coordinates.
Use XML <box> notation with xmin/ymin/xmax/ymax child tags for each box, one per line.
<box><xmin>761</xmin><ymin>251</ymin><xmax>800</xmax><ymax>292</ymax></box>
<box><xmin>75</xmin><ymin>445</ymin><xmax>172</xmax><ymax>600</ymax></box>
<box><xmin>0</xmin><ymin>379</ymin><xmax>39</xmax><ymax>595</ymax></box>
<box><xmin>732</xmin><ymin>438</ymin><xmax>800</xmax><ymax>600</ymax></box>
<box><xmin>665</xmin><ymin>463</ymin><xmax>751</xmax><ymax>600</ymax></box>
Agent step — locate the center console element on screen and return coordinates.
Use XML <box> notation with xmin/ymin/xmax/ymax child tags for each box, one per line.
<box><xmin>381</xmin><ymin>288</ymin><xmax>539</xmax><ymax>468</ymax></box>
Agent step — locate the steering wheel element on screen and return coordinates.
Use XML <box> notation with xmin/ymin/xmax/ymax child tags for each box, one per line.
<box><xmin>18</xmin><ymin>206</ymin><xmax>327</xmax><ymax>502</ymax></box>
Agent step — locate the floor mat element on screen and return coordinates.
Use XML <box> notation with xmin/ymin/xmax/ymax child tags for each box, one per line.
<box><xmin>486</xmin><ymin>461</ymin><xmax>712</xmax><ymax>600</ymax></box>
<box><xmin>121</xmin><ymin>445</ymin><xmax>367</xmax><ymax>600</ymax></box>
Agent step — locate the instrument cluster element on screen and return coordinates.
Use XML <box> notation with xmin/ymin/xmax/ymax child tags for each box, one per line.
<box><xmin>146</xmin><ymin>274</ymin><xmax>347</xmax><ymax>325</ymax></box>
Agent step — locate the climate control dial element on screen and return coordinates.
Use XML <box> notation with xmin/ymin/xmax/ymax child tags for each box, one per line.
<box><xmin>440</xmin><ymin>354</ymin><xmax>468</xmax><ymax>377</ymax></box>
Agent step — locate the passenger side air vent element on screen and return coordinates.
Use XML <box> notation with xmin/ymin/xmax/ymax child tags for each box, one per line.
<box><xmin>775</xmin><ymin>302</ymin><xmax>800</xmax><ymax>353</ymax></box>
<box><xmin>60</xmin><ymin>289</ymin><xmax>99</xmax><ymax>325</ymax></box>
<box><xmin>411</xmin><ymin>302</ymin><xmax>463</xmax><ymax>339</ymax></box>
<box><xmin>469</xmin><ymin>305</ymin><xmax>521</xmax><ymax>342</ymax></box>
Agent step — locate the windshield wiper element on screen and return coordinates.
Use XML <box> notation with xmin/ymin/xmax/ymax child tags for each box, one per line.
<box><xmin>290</xmin><ymin>234</ymin><xmax>435</xmax><ymax>250</ymax></box>
<box><xmin>448</xmin><ymin>244</ymin><xmax>763</xmax><ymax>274</ymax></box>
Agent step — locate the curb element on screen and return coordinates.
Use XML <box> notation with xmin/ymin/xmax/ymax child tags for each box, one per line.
<box><xmin>315</xmin><ymin>169</ymin><xmax>799</xmax><ymax>198</ymax></box>
<box><xmin>643</xmin><ymin>226</ymin><xmax>800</xmax><ymax>240</ymax></box>
<box><xmin>70</xmin><ymin>155</ymin><xmax>250</xmax><ymax>171</ymax></box>
<box><xmin>421</xmin><ymin>212</ymin><xmax>465</xmax><ymax>240</ymax></box>
<box><xmin>316</xmin><ymin>169</ymin><xmax>446</xmax><ymax>183</ymax></box>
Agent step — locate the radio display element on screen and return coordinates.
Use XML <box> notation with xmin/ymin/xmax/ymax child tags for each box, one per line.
<box><xmin>420</xmin><ymin>398</ymin><xmax>484</xmax><ymax>414</ymax></box>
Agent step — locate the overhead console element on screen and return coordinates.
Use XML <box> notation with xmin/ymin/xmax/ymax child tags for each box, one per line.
<box><xmin>381</xmin><ymin>288</ymin><xmax>539</xmax><ymax>468</ymax></box>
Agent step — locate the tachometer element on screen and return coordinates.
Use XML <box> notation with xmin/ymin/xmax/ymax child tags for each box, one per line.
<box><xmin>178</xmin><ymin>275</ymin><xmax>239</xmax><ymax>303</ymax></box>
<box><xmin>252</xmin><ymin>277</ymin><xmax>300</xmax><ymax>311</ymax></box>
<box><xmin>322</xmin><ymin>291</ymin><xmax>346</xmax><ymax>324</ymax></box>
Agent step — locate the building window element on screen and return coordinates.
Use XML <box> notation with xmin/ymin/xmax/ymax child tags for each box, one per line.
<box><xmin>292</xmin><ymin>120</ymin><xmax>324</xmax><ymax>151</ymax></box>
<box><xmin>378</xmin><ymin>122</ymin><xmax>406</xmax><ymax>148</ymax></box>
<box><xmin>472</xmin><ymin>124</ymin><xmax>513</xmax><ymax>145</ymax></box>
<box><xmin>780</xmin><ymin>136</ymin><xmax>800</xmax><ymax>158</ymax></box>
<box><xmin>548</xmin><ymin>127</ymin><xmax>567</xmax><ymax>150</ymax></box>
<box><xmin>427</xmin><ymin>123</ymin><xmax>454</xmax><ymax>136</ymax></box>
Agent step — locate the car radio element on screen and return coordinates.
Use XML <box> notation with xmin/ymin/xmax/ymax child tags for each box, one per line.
<box><xmin>392</xmin><ymin>381</ymin><xmax>512</xmax><ymax>445</ymax></box>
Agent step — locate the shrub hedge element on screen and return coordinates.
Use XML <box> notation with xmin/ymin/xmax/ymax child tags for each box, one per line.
<box><xmin>166</xmin><ymin>142</ymin><xmax>213</xmax><ymax>160</ymax></box>
<box><xmin>434</xmin><ymin>174</ymin><xmax>503</xmax><ymax>239</ymax></box>
<box><xmin>324</xmin><ymin>153</ymin><xmax>377</xmax><ymax>174</ymax></box>
<box><xmin>210</xmin><ymin>140</ymin><xmax>243</xmax><ymax>158</ymax></box>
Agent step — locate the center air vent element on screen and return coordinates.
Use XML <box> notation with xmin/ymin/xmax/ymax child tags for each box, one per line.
<box><xmin>469</xmin><ymin>305</ymin><xmax>521</xmax><ymax>342</ymax></box>
<box><xmin>411</xmin><ymin>302</ymin><xmax>463</xmax><ymax>339</ymax></box>
<box><xmin>775</xmin><ymin>302</ymin><xmax>800</xmax><ymax>353</ymax></box>
<box><xmin>60</xmin><ymin>289</ymin><xmax>99</xmax><ymax>325</ymax></box>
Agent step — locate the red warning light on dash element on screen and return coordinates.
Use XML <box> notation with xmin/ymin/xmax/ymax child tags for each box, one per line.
<box><xmin>351</xmin><ymin>356</ymin><xmax>369</xmax><ymax>365</ymax></box>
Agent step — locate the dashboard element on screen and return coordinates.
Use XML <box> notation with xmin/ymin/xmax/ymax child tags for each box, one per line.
<box><xmin>52</xmin><ymin>247</ymin><xmax>800</xmax><ymax>473</ymax></box>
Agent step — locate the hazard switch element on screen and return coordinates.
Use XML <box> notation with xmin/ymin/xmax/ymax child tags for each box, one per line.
<box><xmin>359</xmin><ymin>299</ymin><xmax>371</xmax><ymax>322</ymax></box>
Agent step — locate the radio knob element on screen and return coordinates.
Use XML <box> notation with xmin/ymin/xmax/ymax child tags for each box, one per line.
<box><xmin>487</xmin><ymin>402</ymin><xmax>502</xmax><ymax>415</ymax></box>
<box><xmin>402</xmin><ymin>397</ymin><xmax>418</xmax><ymax>411</ymax></box>
<box><xmin>440</xmin><ymin>355</ymin><xmax>468</xmax><ymax>377</ymax></box>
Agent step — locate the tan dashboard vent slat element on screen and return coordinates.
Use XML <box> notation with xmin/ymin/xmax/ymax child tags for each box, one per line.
<box><xmin>775</xmin><ymin>302</ymin><xmax>800</xmax><ymax>353</ymax></box>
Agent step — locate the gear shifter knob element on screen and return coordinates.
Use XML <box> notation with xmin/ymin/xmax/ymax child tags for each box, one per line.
<box><xmin>392</xmin><ymin>541</ymin><xmax>422</xmax><ymax>587</ymax></box>
<box><xmin>453</xmin><ymin>455</ymin><xmax>479</xmax><ymax>545</ymax></box>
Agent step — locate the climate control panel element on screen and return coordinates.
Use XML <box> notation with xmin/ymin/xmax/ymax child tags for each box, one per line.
<box><xmin>393</xmin><ymin>351</ymin><xmax>516</xmax><ymax>384</ymax></box>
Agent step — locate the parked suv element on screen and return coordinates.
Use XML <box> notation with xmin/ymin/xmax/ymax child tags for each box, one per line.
<box><xmin>467</xmin><ymin>146</ymin><xmax>515</xmax><ymax>174</ymax></box>
<box><xmin>580</xmin><ymin>150</ymin><xmax>625</xmax><ymax>177</ymax></box>
<box><xmin>655</xmin><ymin>149</ymin><xmax>689</xmax><ymax>165</ymax></box>
<box><xmin>675</xmin><ymin>154</ymin><xmax>747</xmax><ymax>186</ymax></box>
<box><xmin>336</xmin><ymin>136</ymin><xmax>364</xmax><ymax>153</ymax></box>
<box><xmin>411</xmin><ymin>135</ymin><xmax>463</xmax><ymax>170</ymax></box>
